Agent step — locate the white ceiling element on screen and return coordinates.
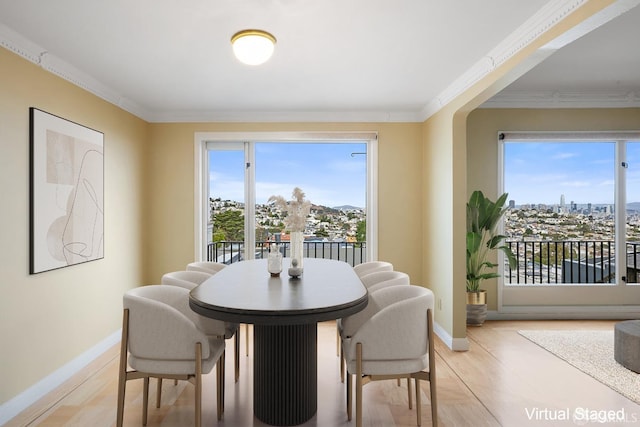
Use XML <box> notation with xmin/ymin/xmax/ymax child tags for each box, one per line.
<box><xmin>1</xmin><ymin>0</ymin><xmax>639</xmax><ymax>122</ymax></box>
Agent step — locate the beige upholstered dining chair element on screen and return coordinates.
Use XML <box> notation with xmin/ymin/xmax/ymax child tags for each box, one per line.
<box><xmin>359</xmin><ymin>270</ymin><xmax>410</xmax><ymax>293</ymax></box>
<box><xmin>161</xmin><ymin>270</ymin><xmax>211</xmax><ymax>289</ymax></box>
<box><xmin>186</xmin><ymin>261</ymin><xmax>252</xmax><ymax>357</ymax></box>
<box><xmin>341</xmin><ymin>285</ymin><xmax>438</xmax><ymax>427</ymax></box>
<box><xmin>161</xmin><ymin>270</ymin><xmax>241</xmax><ymax>382</ymax></box>
<box><xmin>338</xmin><ymin>269</ymin><xmax>410</xmax><ymax>381</ymax></box>
<box><xmin>352</xmin><ymin>260</ymin><xmax>393</xmax><ymax>278</ymax></box>
<box><xmin>186</xmin><ymin>261</ymin><xmax>227</xmax><ymax>274</ymax></box>
<box><xmin>117</xmin><ymin>285</ymin><xmax>226</xmax><ymax>427</ymax></box>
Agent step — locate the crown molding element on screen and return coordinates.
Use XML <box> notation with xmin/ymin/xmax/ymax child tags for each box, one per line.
<box><xmin>480</xmin><ymin>89</ymin><xmax>640</xmax><ymax>108</ymax></box>
<box><xmin>0</xmin><ymin>23</ymin><xmax>152</xmax><ymax>121</ymax></box>
<box><xmin>420</xmin><ymin>0</ymin><xmax>590</xmax><ymax>120</ymax></box>
<box><xmin>419</xmin><ymin>0</ymin><xmax>640</xmax><ymax>120</ymax></box>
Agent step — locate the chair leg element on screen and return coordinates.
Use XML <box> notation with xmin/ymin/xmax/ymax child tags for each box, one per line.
<box><xmin>222</xmin><ymin>350</ymin><xmax>226</xmax><ymax>415</ymax></box>
<box><xmin>427</xmin><ymin>308</ymin><xmax>438</xmax><ymax>427</ymax></box>
<box><xmin>430</xmin><ymin>377</ymin><xmax>438</xmax><ymax>427</ymax></box>
<box><xmin>142</xmin><ymin>377</ymin><xmax>149</xmax><ymax>426</ymax></box>
<box><xmin>216</xmin><ymin>355</ymin><xmax>222</xmax><ymax>420</ymax></box>
<box><xmin>195</xmin><ymin>343</ymin><xmax>202</xmax><ymax>427</ymax></box>
<box><xmin>356</xmin><ymin>343</ymin><xmax>363</xmax><ymax>427</ymax></box>
<box><xmin>216</xmin><ymin>349</ymin><xmax>226</xmax><ymax>420</ymax></box>
<box><xmin>346</xmin><ymin>371</ymin><xmax>352</xmax><ymax>420</ymax></box>
<box><xmin>245</xmin><ymin>324</ymin><xmax>249</xmax><ymax>356</ymax></box>
<box><xmin>340</xmin><ymin>344</ymin><xmax>345</xmax><ymax>383</ymax></box>
<box><xmin>415</xmin><ymin>378</ymin><xmax>422</xmax><ymax>426</ymax></box>
<box><xmin>234</xmin><ymin>332</ymin><xmax>240</xmax><ymax>382</ymax></box>
<box><xmin>429</xmin><ymin>381</ymin><xmax>438</xmax><ymax>427</ymax></box>
<box><xmin>407</xmin><ymin>376</ymin><xmax>413</xmax><ymax>409</ymax></box>
<box><xmin>116</xmin><ymin>310</ymin><xmax>129</xmax><ymax>427</ymax></box>
<box><xmin>156</xmin><ymin>378</ymin><xmax>162</xmax><ymax>408</ymax></box>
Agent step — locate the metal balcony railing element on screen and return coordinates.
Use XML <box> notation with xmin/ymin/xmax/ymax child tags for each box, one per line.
<box><xmin>505</xmin><ymin>240</ymin><xmax>640</xmax><ymax>284</ymax></box>
<box><xmin>208</xmin><ymin>239</ymin><xmax>640</xmax><ymax>284</ymax></box>
<box><xmin>207</xmin><ymin>240</ymin><xmax>367</xmax><ymax>267</ymax></box>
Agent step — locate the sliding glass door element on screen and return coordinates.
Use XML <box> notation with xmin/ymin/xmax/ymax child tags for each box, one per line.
<box><xmin>197</xmin><ymin>132</ymin><xmax>376</xmax><ymax>265</ymax></box>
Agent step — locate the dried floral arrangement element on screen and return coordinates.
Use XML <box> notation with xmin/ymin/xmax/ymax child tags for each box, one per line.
<box><xmin>268</xmin><ymin>187</ymin><xmax>311</xmax><ymax>233</ymax></box>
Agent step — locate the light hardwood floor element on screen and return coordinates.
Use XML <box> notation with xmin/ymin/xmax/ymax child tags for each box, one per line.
<box><xmin>7</xmin><ymin>320</ymin><xmax>640</xmax><ymax>427</ymax></box>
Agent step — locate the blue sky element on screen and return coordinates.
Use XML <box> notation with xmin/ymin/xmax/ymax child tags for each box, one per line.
<box><xmin>505</xmin><ymin>142</ymin><xmax>640</xmax><ymax>205</ymax></box>
<box><xmin>209</xmin><ymin>142</ymin><xmax>367</xmax><ymax>208</ymax></box>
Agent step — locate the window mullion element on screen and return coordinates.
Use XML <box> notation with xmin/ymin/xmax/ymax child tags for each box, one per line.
<box><xmin>244</xmin><ymin>141</ymin><xmax>256</xmax><ymax>260</ymax></box>
<box><xmin>616</xmin><ymin>140</ymin><xmax>627</xmax><ymax>285</ymax></box>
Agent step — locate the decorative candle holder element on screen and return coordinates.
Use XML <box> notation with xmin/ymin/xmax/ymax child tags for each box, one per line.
<box><xmin>288</xmin><ymin>258</ymin><xmax>303</xmax><ymax>278</ymax></box>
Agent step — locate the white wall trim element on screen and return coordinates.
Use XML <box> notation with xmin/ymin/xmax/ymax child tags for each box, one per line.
<box><xmin>0</xmin><ymin>24</ymin><xmax>149</xmax><ymax>121</ymax></box>
<box><xmin>433</xmin><ymin>321</ymin><xmax>469</xmax><ymax>352</ymax></box>
<box><xmin>481</xmin><ymin>89</ymin><xmax>640</xmax><ymax>109</ymax></box>
<box><xmin>0</xmin><ymin>330</ymin><xmax>120</xmax><ymax>425</ymax></box>
<box><xmin>488</xmin><ymin>305</ymin><xmax>640</xmax><ymax>320</ymax></box>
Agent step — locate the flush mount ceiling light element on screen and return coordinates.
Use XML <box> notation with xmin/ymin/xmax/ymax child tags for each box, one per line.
<box><xmin>231</xmin><ymin>29</ymin><xmax>276</xmax><ymax>66</ymax></box>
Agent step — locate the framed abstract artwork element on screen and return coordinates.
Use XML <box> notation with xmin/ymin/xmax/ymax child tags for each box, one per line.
<box><xmin>29</xmin><ymin>108</ymin><xmax>104</xmax><ymax>274</ymax></box>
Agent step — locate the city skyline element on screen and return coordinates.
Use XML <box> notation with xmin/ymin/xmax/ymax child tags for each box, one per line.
<box><xmin>504</xmin><ymin>141</ymin><xmax>640</xmax><ymax>206</ymax></box>
<box><xmin>209</xmin><ymin>142</ymin><xmax>367</xmax><ymax>208</ymax></box>
<box><xmin>210</xmin><ymin>141</ymin><xmax>640</xmax><ymax>208</ymax></box>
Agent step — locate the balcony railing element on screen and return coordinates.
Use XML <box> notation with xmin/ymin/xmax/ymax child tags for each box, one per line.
<box><xmin>208</xmin><ymin>239</ymin><xmax>640</xmax><ymax>284</ymax></box>
<box><xmin>207</xmin><ymin>240</ymin><xmax>367</xmax><ymax>267</ymax></box>
<box><xmin>505</xmin><ymin>240</ymin><xmax>640</xmax><ymax>284</ymax></box>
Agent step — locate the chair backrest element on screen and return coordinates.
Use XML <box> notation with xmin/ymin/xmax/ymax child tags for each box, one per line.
<box><xmin>161</xmin><ymin>270</ymin><xmax>211</xmax><ymax>290</ymax></box>
<box><xmin>124</xmin><ymin>285</ymin><xmax>211</xmax><ymax>360</ymax></box>
<box><xmin>359</xmin><ymin>270</ymin><xmax>409</xmax><ymax>292</ymax></box>
<box><xmin>367</xmin><ymin>286</ymin><xmax>434</xmax><ymax>358</ymax></box>
<box><xmin>160</xmin><ymin>272</ymin><xmax>230</xmax><ymax>337</ymax></box>
<box><xmin>353</xmin><ymin>261</ymin><xmax>393</xmax><ymax>278</ymax></box>
<box><xmin>187</xmin><ymin>261</ymin><xmax>226</xmax><ymax>274</ymax></box>
<box><xmin>342</xmin><ymin>285</ymin><xmax>434</xmax><ymax>358</ymax></box>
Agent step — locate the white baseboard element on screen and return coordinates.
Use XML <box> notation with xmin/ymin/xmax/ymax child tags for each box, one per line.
<box><xmin>433</xmin><ymin>321</ymin><xmax>469</xmax><ymax>351</ymax></box>
<box><xmin>488</xmin><ymin>305</ymin><xmax>640</xmax><ymax>320</ymax></box>
<box><xmin>0</xmin><ymin>329</ymin><xmax>121</xmax><ymax>426</ymax></box>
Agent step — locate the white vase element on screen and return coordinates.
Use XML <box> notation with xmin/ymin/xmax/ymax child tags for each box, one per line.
<box><xmin>290</xmin><ymin>231</ymin><xmax>304</xmax><ymax>269</ymax></box>
<box><xmin>267</xmin><ymin>244</ymin><xmax>283</xmax><ymax>277</ymax></box>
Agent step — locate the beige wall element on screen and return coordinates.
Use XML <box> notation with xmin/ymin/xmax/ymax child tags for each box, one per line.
<box><xmin>0</xmin><ymin>47</ymin><xmax>149</xmax><ymax>404</ymax></box>
<box><xmin>421</xmin><ymin>106</ymin><xmax>472</xmax><ymax>343</ymax></box>
<box><xmin>146</xmin><ymin>122</ymin><xmax>424</xmax><ymax>284</ymax></box>
<box><xmin>467</xmin><ymin>107</ymin><xmax>640</xmax><ymax>309</ymax></box>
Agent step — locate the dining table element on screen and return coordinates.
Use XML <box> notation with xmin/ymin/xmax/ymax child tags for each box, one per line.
<box><xmin>189</xmin><ymin>257</ymin><xmax>368</xmax><ymax>426</ymax></box>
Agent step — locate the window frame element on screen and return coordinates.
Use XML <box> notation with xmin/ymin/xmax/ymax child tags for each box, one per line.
<box><xmin>498</xmin><ymin>131</ymin><xmax>640</xmax><ymax>316</ymax></box>
<box><xmin>194</xmin><ymin>131</ymin><xmax>378</xmax><ymax>263</ymax></box>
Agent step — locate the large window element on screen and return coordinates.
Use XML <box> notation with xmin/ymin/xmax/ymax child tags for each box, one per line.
<box><xmin>499</xmin><ymin>132</ymin><xmax>640</xmax><ymax>311</ymax></box>
<box><xmin>194</xmin><ymin>132</ymin><xmax>378</xmax><ymax>266</ymax></box>
<box><xmin>504</xmin><ymin>141</ymin><xmax>616</xmax><ymax>284</ymax></box>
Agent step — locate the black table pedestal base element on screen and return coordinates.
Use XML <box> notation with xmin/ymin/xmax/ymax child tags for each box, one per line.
<box><xmin>254</xmin><ymin>323</ymin><xmax>317</xmax><ymax>426</ymax></box>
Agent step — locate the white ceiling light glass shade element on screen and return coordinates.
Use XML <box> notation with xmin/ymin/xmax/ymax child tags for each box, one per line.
<box><xmin>231</xmin><ymin>29</ymin><xmax>276</xmax><ymax>66</ymax></box>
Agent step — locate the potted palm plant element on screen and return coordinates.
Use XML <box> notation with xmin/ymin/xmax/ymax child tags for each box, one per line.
<box><xmin>466</xmin><ymin>190</ymin><xmax>516</xmax><ymax>325</ymax></box>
